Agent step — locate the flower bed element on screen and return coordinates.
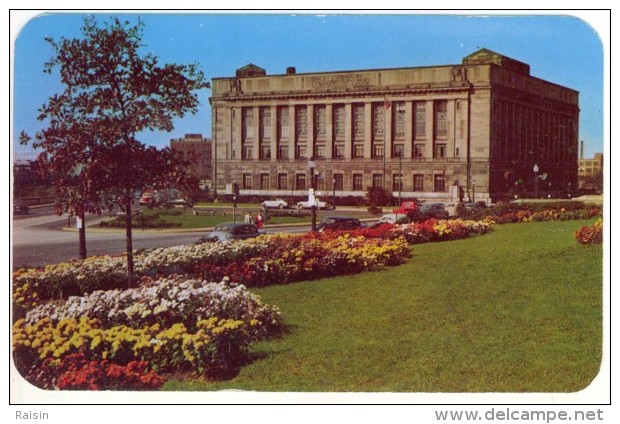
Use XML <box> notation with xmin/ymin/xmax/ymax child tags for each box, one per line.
<box><xmin>575</xmin><ymin>218</ymin><xmax>603</xmax><ymax>245</ymax></box>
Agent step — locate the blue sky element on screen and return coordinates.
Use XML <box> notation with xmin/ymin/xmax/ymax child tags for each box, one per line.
<box><xmin>12</xmin><ymin>12</ymin><xmax>606</xmax><ymax>158</ymax></box>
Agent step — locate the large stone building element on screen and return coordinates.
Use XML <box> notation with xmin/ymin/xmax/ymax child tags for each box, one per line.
<box><xmin>210</xmin><ymin>48</ymin><xmax>579</xmax><ymax>203</ymax></box>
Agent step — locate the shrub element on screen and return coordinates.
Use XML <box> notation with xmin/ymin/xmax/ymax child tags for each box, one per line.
<box><xmin>575</xmin><ymin>219</ymin><xmax>603</xmax><ymax>245</ymax></box>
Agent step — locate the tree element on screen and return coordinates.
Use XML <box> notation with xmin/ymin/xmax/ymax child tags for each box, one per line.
<box><xmin>21</xmin><ymin>16</ymin><xmax>208</xmax><ymax>286</ymax></box>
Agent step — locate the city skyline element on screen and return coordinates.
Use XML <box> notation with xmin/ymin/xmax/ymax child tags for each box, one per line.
<box><xmin>11</xmin><ymin>12</ymin><xmax>606</xmax><ymax>158</ymax></box>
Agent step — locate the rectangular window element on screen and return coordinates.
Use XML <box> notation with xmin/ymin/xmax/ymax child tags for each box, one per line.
<box><xmin>352</xmin><ymin>173</ymin><xmax>364</xmax><ymax>191</ymax></box>
<box><xmin>278</xmin><ymin>107</ymin><xmax>289</xmax><ymax>139</ymax></box>
<box><xmin>413</xmin><ymin>174</ymin><xmax>424</xmax><ymax>191</ymax></box>
<box><xmin>260</xmin><ymin>107</ymin><xmax>271</xmax><ymax>139</ymax></box>
<box><xmin>414</xmin><ymin>144</ymin><xmax>425</xmax><ymax>158</ymax></box>
<box><xmin>333</xmin><ymin>104</ymin><xmax>345</xmax><ymax>140</ymax></box>
<box><xmin>372</xmin><ymin>143</ymin><xmax>384</xmax><ymax>159</ymax></box>
<box><xmin>393</xmin><ymin>101</ymin><xmax>406</xmax><ymax>138</ymax></box>
<box><xmin>243</xmin><ymin>108</ymin><xmax>254</xmax><ymax>139</ymax></box>
<box><xmin>434</xmin><ymin>174</ymin><xmax>446</xmax><ymax>192</ymax></box>
<box><xmin>314</xmin><ymin>144</ymin><xmax>326</xmax><ymax>159</ymax></box>
<box><xmin>353</xmin><ymin>103</ymin><xmax>365</xmax><ymax>141</ymax></box>
<box><xmin>296</xmin><ymin>144</ymin><xmax>307</xmax><ymax>160</ymax></box>
<box><xmin>372</xmin><ymin>103</ymin><xmax>385</xmax><ymax>139</ymax></box>
<box><xmin>242</xmin><ymin>173</ymin><xmax>252</xmax><ymax>189</ymax></box>
<box><xmin>296</xmin><ymin>106</ymin><xmax>308</xmax><ymax>139</ymax></box>
<box><xmin>314</xmin><ymin>105</ymin><xmax>326</xmax><ymax>141</ymax></box>
<box><xmin>315</xmin><ymin>175</ymin><xmax>325</xmax><ymax>191</ymax></box>
<box><xmin>260</xmin><ymin>144</ymin><xmax>271</xmax><ymax>160</ymax></box>
<box><xmin>295</xmin><ymin>174</ymin><xmax>306</xmax><ymax>190</ymax></box>
<box><xmin>434</xmin><ymin>143</ymin><xmax>447</xmax><ymax>158</ymax></box>
<box><xmin>277</xmin><ymin>173</ymin><xmax>288</xmax><ymax>190</ymax></box>
<box><xmin>260</xmin><ymin>174</ymin><xmax>270</xmax><ymax>190</ymax></box>
<box><xmin>277</xmin><ymin>145</ymin><xmax>289</xmax><ymax>160</ymax></box>
<box><xmin>393</xmin><ymin>143</ymin><xmax>404</xmax><ymax>158</ymax></box>
<box><xmin>333</xmin><ymin>144</ymin><xmax>345</xmax><ymax>159</ymax></box>
<box><xmin>242</xmin><ymin>145</ymin><xmax>253</xmax><ymax>160</ymax></box>
<box><xmin>392</xmin><ymin>173</ymin><xmax>403</xmax><ymax>192</ymax></box>
<box><xmin>372</xmin><ymin>174</ymin><xmax>383</xmax><ymax>188</ymax></box>
<box><xmin>415</xmin><ymin>102</ymin><xmax>426</xmax><ymax>137</ymax></box>
<box><xmin>353</xmin><ymin>144</ymin><xmax>364</xmax><ymax>158</ymax></box>
<box><xmin>333</xmin><ymin>173</ymin><xmax>344</xmax><ymax>191</ymax></box>
<box><xmin>434</xmin><ymin>100</ymin><xmax>448</xmax><ymax>137</ymax></box>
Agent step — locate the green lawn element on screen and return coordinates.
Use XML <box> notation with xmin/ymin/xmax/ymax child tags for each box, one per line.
<box><xmin>164</xmin><ymin>219</ymin><xmax>603</xmax><ymax>392</ymax></box>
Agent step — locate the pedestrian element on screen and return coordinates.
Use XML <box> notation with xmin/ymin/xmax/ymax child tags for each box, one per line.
<box><xmin>244</xmin><ymin>212</ymin><xmax>253</xmax><ymax>224</ymax></box>
<box><xmin>255</xmin><ymin>211</ymin><xmax>264</xmax><ymax>229</ymax></box>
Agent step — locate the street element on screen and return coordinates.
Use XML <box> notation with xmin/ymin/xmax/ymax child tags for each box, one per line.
<box><xmin>11</xmin><ymin>206</ymin><xmax>310</xmax><ymax>269</ymax></box>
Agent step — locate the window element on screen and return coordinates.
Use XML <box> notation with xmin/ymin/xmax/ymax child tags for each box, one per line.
<box><xmin>393</xmin><ymin>144</ymin><xmax>404</xmax><ymax>158</ymax></box>
<box><xmin>413</xmin><ymin>174</ymin><xmax>424</xmax><ymax>191</ymax></box>
<box><xmin>296</xmin><ymin>106</ymin><xmax>307</xmax><ymax>139</ymax></box>
<box><xmin>352</xmin><ymin>173</ymin><xmax>364</xmax><ymax>191</ymax></box>
<box><xmin>295</xmin><ymin>174</ymin><xmax>306</xmax><ymax>190</ymax></box>
<box><xmin>260</xmin><ymin>144</ymin><xmax>271</xmax><ymax>160</ymax></box>
<box><xmin>260</xmin><ymin>107</ymin><xmax>271</xmax><ymax>139</ymax></box>
<box><xmin>414</xmin><ymin>144</ymin><xmax>425</xmax><ymax>158</ymax></box>
<box><xmin>277</xmin><ymin>145</ymin><xmax>289</xmax><ymax>160</ymax></box>
<box><xmin>242</xmin><ymin>145</ymin><xmax>253</xmax><ymax>160</ymax></box>
<box><xmin>314</xmin><ymin>144</ymin><xmax>326</xmax><ymax>159</ymax></box>
<box><xmin>392</xmin><ymin>173</ymin><xmax>403</xmax><ymax>192</ymax></box>
<box><xmin>243</xmin><ymin>108</ymin><xmax>254</xmax><ymax>139</ymax></box>
<box><xmin>372</xmin><ymin>174</ymin><xmax>383</xmax><ymax>188</ymax></box>
<box><xmin>333</xmin><ymin>144</ymin><xmax>345</xmax><ymax>159</ymax></box>
<box><xmin>333</xmin><ymin>104</ymin><xmax>345</xmax><ymax>140</ymax></box>
<box><xmin>434</xmin><ymin>143</ymin><xmax>446</xmax><ymax>158</ymax></box>
<box><xmin>314</xmin><ymin>105</ymin><xmax>326</xmax><ymax>140</ymax></box>
<box><xmin>333</xmin><ymin>173</ymin><xmax>344</xmax><ymax>191</ymax></box>
<box><xmin>434</xmin><ymin>100</ymin><xmax>448</xmax><ymax>137</ymax></box>
<box><xmin>353</xmin><ymin>103</ymin><xmax>365</xmax><ymax>141</ymax></box>
<box><xmin>296</xmin><ymin>145</ymin><xmax>307</xmax><ymax>160</ymax></box>
<box><xmin>277</xmin><ymin>173</ymin><xmax>288</xmax><ymax>190</ymax></box>
<box><xmin>373</xmin><ymin>103</ymin><xmax>385</xmax><ymax>139</ymax></box>
<box><xmin>353</xmin><ymin>144</ymin><xmax>365</xmax><ymax>158</ymax></box>
<box><xmin>372</xmin><ymin>143</ymin><xmax>384</xmax><ymax>159</ymax></box>
<box><xmin>278</xmin><ymin>107</ymin><xmax>289</xmax><ymax>139</ymax></box>
<box><xmin>393</xmin><ymin>102</ymin><xmax>406</xmax><ymax>138</ymax></box>
<box><xmin>260</xmin><ymin>174</ymin><xmax>270</xmax><ymax>190</ymax></box>
<box><xmin>434</xmin><ymin>174</ymin><xmax>446</xmax><ymax>192</ymax></box>
<box><xmin>242</xmin><ymin>173</ymin><xmax>252</xmax><ymax>189</ymax></box>
<box><xmin>415</xmin><ymin>102</ymin><xmax>426</xmax><ymax>137</ymax></box>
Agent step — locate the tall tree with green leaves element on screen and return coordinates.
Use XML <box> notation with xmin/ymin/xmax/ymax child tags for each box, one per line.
<box><xmin>21</xmin><ymin>16</ymin><xmax>208</xmax><ymax>285</ymax></box>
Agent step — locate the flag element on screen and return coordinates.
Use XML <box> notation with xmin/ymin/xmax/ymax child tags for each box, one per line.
<box><xmin>383</xmin><ymin>97</ymin><xmax>391</xmax><ymax>109</ymax></box>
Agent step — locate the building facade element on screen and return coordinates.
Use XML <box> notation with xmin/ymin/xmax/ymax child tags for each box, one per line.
<box><xmin>210</xmin><ymin>49</ymin><xmax>579</xmax><ymax>203</ymax></box>
<box><xmin>170</xmin><ymin>133</ymin><xmax>213</xmax><ymax>187</ymax></box>
<box><xmin>578</xmin><ymin>151</ymin><xmax>603</xmax><ymax>193</ymax></box>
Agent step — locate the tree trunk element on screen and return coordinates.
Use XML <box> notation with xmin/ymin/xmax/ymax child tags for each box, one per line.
<box><xmin>125</xmin><ymin>198</ymin><xmax>135</xmax><ymax>288</ymax></box>
<box><xmin>78</xmin><ymin>208</ymin><xmax>87</xmax><ymax>259</ymax></box>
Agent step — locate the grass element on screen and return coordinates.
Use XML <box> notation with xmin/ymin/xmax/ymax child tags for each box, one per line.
<box><xmin>164</xmin><ymin>219</ymin><xmax>603</xmax><ymax>392</ymax></box>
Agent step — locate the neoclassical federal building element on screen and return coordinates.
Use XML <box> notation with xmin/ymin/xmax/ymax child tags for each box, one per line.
<box><xmin>209</xmin><ymin>48</ymin><xmax>579</xmax><ymax>203</ymax></box>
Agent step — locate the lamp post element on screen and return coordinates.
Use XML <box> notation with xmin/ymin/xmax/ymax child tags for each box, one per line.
<box><xmin>332</xmin><ymin>178</ymin><xmax>336</xmax><ymax>206</ymax></box>
<box><xmin>472</xmin><ymin>180</ymin><xmax>476</xmax><ymax>203</ymax></box>
<box><xmin>308</xmin><ymin>158</ymin><xmax>317</xmax><ymax>232</ymax></box>
<box><xmin>533</xmin><ymin>163</ymin><xmax>539</xmax><ymax>199</ymax></box>
<box><xmin>398</xmin><ymin>150</ymin><xmax>403</xmax><ymax>206</ymax></box>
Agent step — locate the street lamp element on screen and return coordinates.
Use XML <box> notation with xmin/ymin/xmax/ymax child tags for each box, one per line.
<box><xmin>397</xmin><ymin>150</ymin><xmax>403</xmax><ymax>206</ymax></box>
<box><xmin>308</xmin><ymin>157</ymin><xmax>317</xmax><ymax>232</ymax></box>
<box><xmin>332</xmin><ymin>178</ymin><xmax>336</xmax><ymax>206</ymax></box>
<box><xmin>533</xmin><ymin>163</ymin><xmax>539</xmax><ymax>199</ymax></box>
<box><xmin>472</xmin><ymin>180</ymin><xmax>476</xmax><ymax>203</ymax></box>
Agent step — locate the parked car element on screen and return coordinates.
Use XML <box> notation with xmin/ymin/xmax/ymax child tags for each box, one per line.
<box><xmin>165</xmin><ymin>198</ymin><xmax>194</xmax><ymax>208</ymax></box>
<box><xmin>13</xmin><ymin>202</ymin><xmax>30</xmax><ymax>215</ymax></box>
<box><xmin>392</xmin><ymin>200</ymin><xmax>420</xmax><ymax>215</ymax></box>
<box><xmin>407</xmin><ymin>203</ymin><xmax>449</xmax><ymax>221</ymax></box>
<box><xmin>261</xmin><ymin>198</ymin><xmax>289</xmax><ymax>209</ymax></box>
<box><xmin>199</xmin><ymin>222</ymin><xmax>264</xmax><ymax>243</ymax></box>
<box><xmin>296</xmin><ymin>200</ymin><xmax>335</xmax><ymax>210</ymax></box>
<box><xmin>316</xmin><ymin>216</ymin><xmax>362</xmax><ymax>232</ymax></box>
<box><xmin>460</xmin><ymin>201</ymin><xmax>487</xmax><ymax>213</ymax></box>
<box><xmin>378</xmin><ymin>213</ymin><xmax>410</xmax><ymax>225</ymax></box>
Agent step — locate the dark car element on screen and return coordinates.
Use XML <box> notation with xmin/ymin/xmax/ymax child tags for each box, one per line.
<box><xmin>13</xmin><ymin>202</ymin><xmax>30</xmax><ymax>215</ymax></box>
<box><xmin>316</xmin><ymin>216</ymin><xmax>363</xmax><ymax>232</ymax></box>
<box><xmin>199</xmin><ymin>222</ymin><xmax>263</xmax><ymax>243</ymax></box>
<box><xmin>407</xmin><ymin>203</ymin><xmax>449</xmax><ymax>221</ymax></box>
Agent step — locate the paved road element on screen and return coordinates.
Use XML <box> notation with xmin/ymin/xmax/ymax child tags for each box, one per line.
<box><xmin>11</xmin><ymin>208</ymin><xmax>310</xmax><ymax>269</ymax></box>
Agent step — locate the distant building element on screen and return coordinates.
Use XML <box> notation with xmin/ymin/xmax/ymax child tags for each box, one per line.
<box><xmin>210</xmin><ymin>48</ymin><xmax>579</xmax><ymax>203</ymax></box>
<box><xmin>578</xmin><ymin>150</ymin><xmax>603</xmax><ymax>192</ymax></box>
<box><xmin>170</xmin><ymin>133</ymin><xmax>213</xmax><ymax>185</ymax></box>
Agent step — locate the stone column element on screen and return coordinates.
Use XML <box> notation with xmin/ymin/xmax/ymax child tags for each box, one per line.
<box><xmin>364</xmin><ymin>102</ymin><xmax>372</xmax><ymax>159</ymax></box>
<box><xmin>307</xmin><ymin>104</ymin><xmax>314</xmax><ymax>158</ymax></box>
<box><xmin>253</xmin><ymin>106</ymin><xmax>260</xmax><ymax>160</ymax></box>
<box><xmin>404</xmin><ymin>101</ymin><xmax>413</xmax><ymax>158</ymax></box>
<box><xmin>446</xmin><ymin>100</ymin><xmax>456</xmax><ymax>158</ymax></box>
<box><xmin>270</xmin><ymin>105</ymin><xmax>278</xmax><ymax>162</ymax></box>
<box><xmin>325</xmin><ymin>104</ymin><xmax>333</xmax><ymax>159</ymax></box>
<box><xmin>425</xmin><ymin>100</ymin><xmax>434</xmax><ymax>159</ymax></box>
<box><xmin>344</xmin><ymin>103</ymin><xmax>352</xmax><ymax>159</ymax></box>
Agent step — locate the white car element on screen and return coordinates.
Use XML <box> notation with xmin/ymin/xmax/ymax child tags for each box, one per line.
<box><xmin>261</xmin><ymin>198</ymin><xmax>289</xmax><ymax>209</ymax></box>
<box><xmin>378</xmin><ymin>213</ymin><xmax>410</xmax><ymax>224</ymax></box>
<box><xmin>296</xmin><ymin>200</ymin><xmax>335</xmax><ymax>210</ymax></box>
